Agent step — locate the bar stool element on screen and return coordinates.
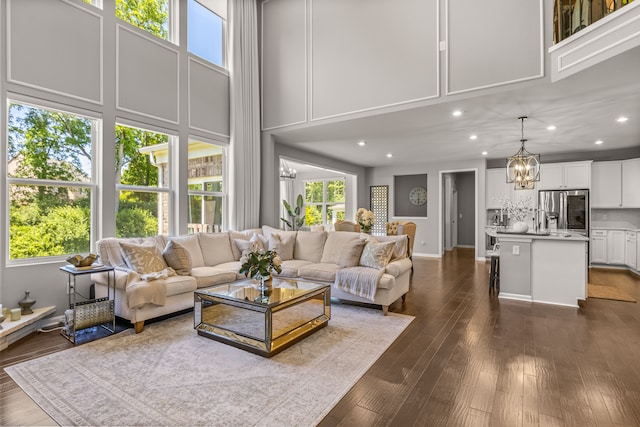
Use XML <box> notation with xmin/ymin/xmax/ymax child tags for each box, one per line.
<box><xmin>488</xmin><ymin>243</ymin><xmax>500</xmax><ymax>294</ymax></box>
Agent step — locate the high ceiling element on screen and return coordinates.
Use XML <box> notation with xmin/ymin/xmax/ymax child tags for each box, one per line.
<box><xmin>271</xmin><ymin>46</ymin><xmax>640</xmax><ymax>169</ymax></box>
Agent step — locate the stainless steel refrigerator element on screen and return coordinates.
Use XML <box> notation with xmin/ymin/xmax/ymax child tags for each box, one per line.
<box><xmin>538</xmin><ymin>189</ymin><xmax>589</xmax><ymax>236</ymax></box>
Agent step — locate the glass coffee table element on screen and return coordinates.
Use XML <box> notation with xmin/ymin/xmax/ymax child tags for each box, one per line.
<box><xmin>194</xmin><ymin>278</ymin><xmax>331</xmax><ymax>357</ymax></box>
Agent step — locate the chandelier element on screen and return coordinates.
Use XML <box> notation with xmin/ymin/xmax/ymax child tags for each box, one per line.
<box><xmin>279</xmin><ymin>160</ymin><xmax>297</xmax><ymax>180</ymax></box>
<box><xmin>506</xmin><ymin>116</ymin><xmax>540</xmax><ymax>190</ymax></box>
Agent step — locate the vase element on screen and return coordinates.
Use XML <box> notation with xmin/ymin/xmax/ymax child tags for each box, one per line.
<box><xmin>512</xmin><ymin>221</ymin><xmax>529</xmax><ymax>233</ymax></box>
<box><xmin>19</xmin><ymin>291</ymin><xmax>36</xmax><ymax>315</ymax></box>
<box><xmin>255</xmin><ymin>274</ymin><xmax>272</xmax><ymax>291</ymax></box>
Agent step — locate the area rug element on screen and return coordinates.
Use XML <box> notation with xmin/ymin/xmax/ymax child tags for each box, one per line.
<box><xmin>4</xmin><ymin>304</ymin><xmax>413</xmax><ymax>426</ymax></box>
<box><xmin>588</xmin><ymin>283</ymin><xmax>636</xmax><ymax>302</ymax></box>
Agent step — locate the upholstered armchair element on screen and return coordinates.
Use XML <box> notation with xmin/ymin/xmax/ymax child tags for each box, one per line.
<box><xmin>334</xmin><ymin>220</ymin><xmax>361</xmax><ymax>232</ymax></box>
<box><xmin>386</xmin><ymin>221</ymin><xmax>416</xmax><ymax>270</ymax></box>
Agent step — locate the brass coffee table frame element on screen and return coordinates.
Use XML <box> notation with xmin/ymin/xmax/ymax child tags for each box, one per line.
<box><xmin>194</xmin><ymin>279</ymin><xmax>331</xmax><ymax>357</ymax></box>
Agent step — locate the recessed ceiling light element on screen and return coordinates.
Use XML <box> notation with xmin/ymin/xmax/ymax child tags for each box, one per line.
<box><xmin>595</xmin><ymin>140</ymin><xmax>604</xmax><ymax>145</ymax></box>
<box><xmin>481</xmin><ymin>151</ymin><xmax>488</xmax><ymax>156</ymax></box>
<box><xmin>547</xmin><ymin>125</ymin><xmax>556</xmax><ymax>131</ymax></box>
<box><xmin>470</xmin><ymin>135</ymin><xmax>478</xmax><ymax>140</ymax></box>
<box><xmin>386</xmin><ymin>153</ymin><xmax>393</xmax><ymax>158</ymax></box>
<box><xmin>452</xmin><ymin>110</ymin><xmax>462</xmax><ymax>117</ymax></box>
<box><xmin>357</xmin><ymin>140</ymin><xmax>366</xmax><ymax>146</ymax></box>
<box><xmin>617</xmin><ymin>116</ymin><xmax>628</xmax><ymax>123</ymax></box>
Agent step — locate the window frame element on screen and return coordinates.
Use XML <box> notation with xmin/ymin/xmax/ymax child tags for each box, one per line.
<box><xmin>304</xmin><ymin>177</ymin><xmax>346</xmax><ymax>226</ymax></box>
<box><xmin>186</xmin><ymin>137</ymin><xmax>228</xmax><ymax>232</ymax></box>
<box><xmin>6</xmin><ymin>97</ymin><xmax>101</xmax><ymax>266</ymax></box>
<box><xmin>187</xmin><ymin>0</ymin><xmax>227</xmax><ymax>69</ymax></box>
<box><xmin>115</xmin><ymin>0</ymin><xmax>178</xmax><ymax>44</ymax></box>
<box><xmin>114</xmin><ymin>122</ymin><xmax>175</xmax><ymax>237</ymax></box>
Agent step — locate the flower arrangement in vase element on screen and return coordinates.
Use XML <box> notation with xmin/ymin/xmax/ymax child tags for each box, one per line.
<box><xmin>355</xmin><ymin>208</ymin><xmax>375</xmax><ymax>233</ymax></box>
<box><xmin>239</xmin><ymin>243</ymin><xmax>283</xmax><ymax>290</ymax></box>
<box><xmin>498</xmin><ymin>196</ymin><xmax>534</xmax><ymax>233</ymax></box>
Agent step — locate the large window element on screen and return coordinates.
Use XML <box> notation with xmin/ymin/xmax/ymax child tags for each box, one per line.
<box><xmin>187</xmin><ymin>140</ymin><xmax>226</xmax><ymax>233</ymax></box>
<box><xmin>116</xmin><ymin>0</ymin><xmax>171</xmax><ymax>41</ymax></box>
<box><xmin>115</xmin><ymin>124</ymin><xmax>171</xmax><ymax>237</ymax></box>
<box><xmin>188</xmin><ymin>0</ymin><xmax>225</xmax><ymax>67</ymax></box>
<box><xmin>305</xmin><ymin>179</ymin><xmax>345</xmax><ymax>226</ymax></box>
<box><xmin>7</xmin><ymin>102</ymin><xmax>96</xmax><ymax>261</ymax></box>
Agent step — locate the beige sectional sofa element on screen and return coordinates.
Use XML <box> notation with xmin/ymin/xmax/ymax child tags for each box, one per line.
<box><xmin>93</xmin><ymin>226</ymin><xmax>412</xmax><ymax>332</ymax></box>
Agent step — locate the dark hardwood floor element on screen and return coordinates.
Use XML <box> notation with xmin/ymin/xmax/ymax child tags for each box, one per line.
<box><xmin>2</xmin><ymin>248</ymin><xmax>640</xmax><ymax>426</ymax></box>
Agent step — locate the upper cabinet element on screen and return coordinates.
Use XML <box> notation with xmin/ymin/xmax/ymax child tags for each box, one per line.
<box><xmin>622</xmin><ymin>158</ymin><xmax>640</xmax><ymax>208</ymax></box>
<box><xmin>539</xmin><ymin>161</ymin><xmax>591</xmax><ymax>190</ymax></box>
<box><xmin>592</xmin><ymin>158</ymin><xmax>640</xmax><ymax>208</ymax></box>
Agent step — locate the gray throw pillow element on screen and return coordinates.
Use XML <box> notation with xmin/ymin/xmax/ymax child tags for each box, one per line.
<box><xmin>162</xmin><ymin>240</ymin><xmax>192</xmax><ymax>276</ymax></box>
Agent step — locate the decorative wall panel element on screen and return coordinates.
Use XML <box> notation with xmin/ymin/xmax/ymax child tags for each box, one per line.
<box><xmin>188</xmin><ymin>58</ymin><xmax>230</xmax><ymax>137</ymax></box>
<box><xmin>447</xmin><ymin>0</ymin><xmax>543</xmax><ymax>94</ymax></box>
<box><xmin>117</xmin><ymin>25</ymin><xmax>179</xmax><ymax>123</ymax></box>
<box><xmin>8</xmin><ymin>0</ymin><xmax>102</xmax><ymax>103</ymax></box>
<box><xmin>311</xmin><ymin>0</ymin><xmax>438</xmax><ymax>120</ymax></box>
<box><xmin>261</xmin><ymin>0</ymin><xmax>307</xmax><ymax>129</ymax></box>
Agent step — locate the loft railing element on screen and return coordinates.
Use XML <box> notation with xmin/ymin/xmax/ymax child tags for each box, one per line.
<box><xmin>554</xmin><ymin>0</ymin><xmax>635</xmax><ymax>43</ymax></box>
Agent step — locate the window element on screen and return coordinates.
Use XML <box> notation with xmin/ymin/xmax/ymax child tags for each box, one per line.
<box><xmin>187</xmin><ymin>140</ymin><xmax>226</xmax><ymax>233</ymax></box>
<box><xmin>7</xmin><ymin>102</ymin><xmax>96</xmax><ymax>261</ymax></box>
<box><xmin>116</xmin><ymin>0</ymin><xmax>171</xmax><ymax>41</ymax></box>
<box><xmin>188</xmin><ymin>0</ymin><xmax>225</xmax><ymax>67</ymax></box>
<box><xmin>304</xmin><ymin>179</ymin><xmax>345</xmax><ymax>226</ymax></box>
<box><xmin>115</xmin><ymin>124</ymin><xmax>171</xmax><ymax>237</ymax></box>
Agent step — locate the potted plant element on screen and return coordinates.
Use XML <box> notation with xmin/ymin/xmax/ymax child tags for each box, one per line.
<box><xmin>281</xmin><ymin>194</ymin><xmax>305</xmax><ymax>230</ymax></box>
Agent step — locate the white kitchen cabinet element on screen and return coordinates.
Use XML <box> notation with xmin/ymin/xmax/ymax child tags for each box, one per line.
<box><xmin>590</xmin><ymin>230</ymin><xmax>607</xmax><ymax>264</ymax></box>
<box><xmin>607</xmin><ymin>230</ymin><xmax>625</xmax><ymax>265</ymax></box>
<box><xmin>591</xmin><ymin>161</ymin><xmax>622</xmax><ymax>208</ymax></box>
<box><xmin>539</xmin><ymin>161</ymin><xmax>591</xmax><ymax>190</ymax></box>
<box><xmin>486</xmin><ymin>168</ymin><xmax>511</xmax><ymax>209</ymax></box>
<box><xmin>625</xmin><ymin>231</ymin><xmax>637</xmax><ymax>270</ymax></box>
<box><xmin>622</xmin><ymin>158</ymin><xmax>640</xmax><ymax>208</ymax></box>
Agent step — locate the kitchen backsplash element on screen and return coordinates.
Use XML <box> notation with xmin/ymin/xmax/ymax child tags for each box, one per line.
<box><xmin>591</xmin><ymin>209</ymin><xmax>640</xmax><ymax>229</ymax></box>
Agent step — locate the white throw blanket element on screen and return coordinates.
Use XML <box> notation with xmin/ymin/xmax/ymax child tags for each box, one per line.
<box><xmin>334</xmin><ymin>266</ymin><xmax>384</xmax><ymax>301</ymax></box>
<box><xmin>125</xmin><ymin>268</ymin><xmax>176</xmax><ymax>309</ymax></box>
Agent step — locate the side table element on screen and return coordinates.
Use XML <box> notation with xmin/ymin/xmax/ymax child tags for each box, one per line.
<box><xmin>59</xmin><ymin>265</ymin><xmax>116</xmax><ymax>344</ymax></box>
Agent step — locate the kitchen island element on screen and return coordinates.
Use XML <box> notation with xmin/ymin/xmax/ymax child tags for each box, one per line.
<box><xmin>489</xmin><ymin>229</ymin><xmax>589</xmax><ymax>307</ymax></box>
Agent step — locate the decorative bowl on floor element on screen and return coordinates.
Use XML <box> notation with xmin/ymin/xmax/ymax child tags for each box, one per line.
<box><xmin>66</xmin><ymin>253</ymin><xmax>98</xmax><ymax>267</ymax></box>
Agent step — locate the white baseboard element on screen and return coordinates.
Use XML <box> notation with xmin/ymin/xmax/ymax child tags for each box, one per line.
<box><xmin>456</xmin><ymin>244</ymin><xmax>475</xmax><ymax>249</ymax></box>
<box><xmin>412</xmin><ymin>252</ymin><xmax>442</xmax><ymax>258</ymax></box>
<box><xmin>498</xmin><ymin>293</ymin><xmax>532</xmax><ymax>303</ymax></box>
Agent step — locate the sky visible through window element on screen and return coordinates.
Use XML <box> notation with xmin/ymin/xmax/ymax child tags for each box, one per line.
<box><xmin>188</xmin><ymin>0</ymin><xmax>223</xmax><ymax>67</ymax></box>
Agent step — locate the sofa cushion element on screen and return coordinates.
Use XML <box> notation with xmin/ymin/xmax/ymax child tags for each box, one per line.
<box><xmin>360</xmin><ymin>240</ymin><xmax>395</xmax><ymax>269</ymax></box>
<box><xmin>297</xmin><ymin>263</ymin><xmax>341</xmax><ymax>282</ymax></box>
<box><xmin>190</xmin><ymin>266</ymin><xmax>239</xmax><ymax>288</ymax></box>
<box><xmin>97</xmin><ymin>236</ymin><xmax>167</xmax><ymax>270</ymax></box>
<box><xmin>198</xmin><ymin>233</ymin><xmax>235</xmax><ymax>266</ymax></box>
<box><xmin>158</xmin><ymin>275</ymin><xmax>198</xmax><ymax>297</ymax></box>
<box><xmin>275</xmin><ymin>259</ymin><xmax>313</xmax><ymax>277</ymax></box>
<box><xmin>262</xmin><ymin>225</ymin><xmax>297</xmax><ymax>243</ymax></box>
<box><xmin>294</xmin><ymin>231</ymin><xmax>328</xmax><ymax>263</ymax></box>
<box><xmin>162</xmin><ymin>240</ymin><xmax>192</xmax><ymax>276</ymax></box>
<box><xmin>229</xmin><ymin>231</ymin><xmax>249</xmax><ymax>260</ymax></box>
<box><xmin>120</xmin><ymin>242</ymin><xmax>168</xmax><ymax>274</ymax></box>
<box><xmin>214</xmin><ymin>261</ymin><xmax>245</xmax><ymax>279</ymax></box>
<box><xmin>367</xmin><ymin>234</ymin><xmax>408</xmax><ymax>261</ymax></box>
<box><xmin>321</xmin><ymin>232</ymin><xmax>365</xmax><ymax>266</ymax></box>
<box><xmin>268</xmin><ymin>233</ymin><xmax>295</xmax><ymax>260</ymax></box>
<box><xmin>168</xmin><ymin>235</ymin><xmax>205</xmax><ymax>268</ymax></box>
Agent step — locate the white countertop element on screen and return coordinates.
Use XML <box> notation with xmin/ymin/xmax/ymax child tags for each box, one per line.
<box><xmin>487</xmin><ymin>227</ymin><xmax>589</xmax><ymax>242</ymax></box>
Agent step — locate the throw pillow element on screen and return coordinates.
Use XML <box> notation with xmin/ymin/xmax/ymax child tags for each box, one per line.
<box><xmin>162</xmin><ymin>240</ymin><xmax>192</xmax><ymax>276</ymax></box>
<box><xmin>360</xmin><ymin>240</ymin><xmax>395</xmax><ymax>269</ymax></box>
<box><xmin>268</xmin><ymin>233</ymin><xmax>295</xmax><ymax>260</ymax></box>
<box><xmin>120</xmin><ymin>242</ymin><xmax>168</xmax><ymax>275</ymax></box>
<box><xmin>234</xmin><ymin>233</ymin><xmax>267</xmax><ymax>255</ymax></box>
<box><xmin>338</xmin><ymin>239</ymin><xmax>366</xmax><ymax>268</ymax></box>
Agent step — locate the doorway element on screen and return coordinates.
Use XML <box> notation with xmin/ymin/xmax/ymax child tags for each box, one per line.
<box><xmin>439</xmin><ymin>169</ymin><xmax>478</xmax><ymax>257</ymax></box>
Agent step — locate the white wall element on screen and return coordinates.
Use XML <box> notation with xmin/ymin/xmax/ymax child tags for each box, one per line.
<box><xmin>0</xmin><ymin>0</ymin><xmax>229</xmax><ymax>315</ymax></box>
<box><xmin>366</xmin><ymin>159</ymin><xmax>486</xmax><ymax>257</ymax></box>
